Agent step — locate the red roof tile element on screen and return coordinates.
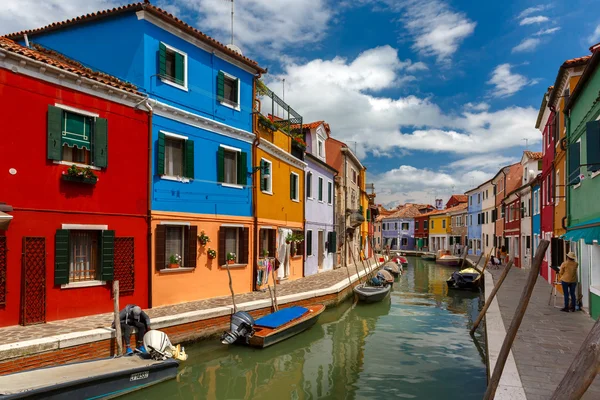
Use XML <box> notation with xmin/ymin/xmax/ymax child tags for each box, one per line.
<box><xmin>291</xmin><ymin>120</ymin><xmax>331</xmax><ymax>133</ymax></box>
<box><xmin>4</xmin><ymin>1</ymin><xmax>265</xmax><ymax>73</ymax></box>
<box><xmin>524</xmin><ymin>151</ymin><xmax>543</xmax><ymax>160</ymax></box>
<box><xmin>563</xmin><ymin>55</ymin><xmax>591</xmax><ymax>67</ymax></box>
<box><xmin>0</xmin><ymin>37</ymin><xmax>140</xmax><ymax>94</ymax></box>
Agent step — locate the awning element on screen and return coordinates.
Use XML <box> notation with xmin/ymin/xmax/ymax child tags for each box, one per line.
<box><xmin>562</xmin><ymin>217</ymin><xmax>600</xmax><ymax>245</ymax></box>
<box><xmin>0</xmin><ymin>211</ymin><xmax>13</xmax><ymax>230</ymax></box>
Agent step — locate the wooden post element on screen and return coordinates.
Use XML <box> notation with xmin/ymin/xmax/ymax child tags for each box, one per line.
<box><xmin>267</xmin><ymin>286</ymin><xmax>277</xmax><ymax>313</ymax></box>
<box><xmin>550</xmin><ymin>317</ymin><xmax>600</xmax><ymax>400</ymax></box>
<box><xmin>112</xmin><ymin>280</ymin><xmax>123</xmax><ymax>357</ymax></box>
<box><xmin>471</xmin><ymin>251</ymin><xmax>484</xmax><ymax>274</ymax></box>
<box><xmin>460</xmin><ymin>246</ymin><xmax>470</xmax><ymax>269</ymax></box>
<box><xmin>225</xmin><ymin>262</ymin><xmax>237</xmax><ymax>314</ymax></box>
<box><xmin>271</xmin><ymin>265</ymin><xmax>279</xmax><ymax>312</ymax></box>
<box><xmin>470</xmin><ymin>261</ymin><xmax>514</xmax><ymax>335</ymax></box>
<box><xmin>483</xmin><ymin>240</ymin><xmax>549</xmax><ymax>400</ymax></box>
<box><xmin>348</xmin><ymin>235</ymin><xmax>363</xmax><ymax>283</ymax></box>
<box><xmin>480</xmin><ymin>247</ymin><xmax>495</xmax><ymax>276</ymax></box>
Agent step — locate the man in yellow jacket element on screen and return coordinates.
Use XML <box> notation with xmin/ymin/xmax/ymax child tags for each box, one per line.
<box><xmin>558</xmin><ymin>252</ymin><xmax>578</xmax><ymax>312</ymax></box>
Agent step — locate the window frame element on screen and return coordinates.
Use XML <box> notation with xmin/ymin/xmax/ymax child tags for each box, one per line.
<box><xmin>165</xmin><ymin>225</ymin><xmax>186</xmax><ymax>269</ymax></box>
<box><xmin>318</xmin><ymin>176</ymin><xmax>324</xmax><ymax>202</ymax></box>
<box><xmin>159</xmin><ymin>42</ymin><xmax>188</xmax><ymax>92</ymax></box>
<box><xmin>220</xmin><ymin>144</ymin><xmax>243</xmax><ymax>188</ymax></box>
<box><xmin>351</xmin><ymin>168</ymin><xmax>357</xmax><ymax>184</ymax></box>
<box><xmin>219</xmin><ymin>70</ymin><xmax>241</xmax><ymax>111</ymax></box>
<box><xmin>317</xmin><ymin>138</ymin><xmax>325</xmax><ymax>159</ymax></box>
<box><xmin>306</xmin><ymin>172</ymin><xmax>313</xmax><ymax>199</ymax></box>
<box><xmin>261</xmin><ymin>158</ymin><xmax>273</xmax><ymax>194</ymax></box>
<box><xmin>291</xmin><ymin>172</ymin><xmax>300</xmax><ymax>202</ymax></box>
<box><xmin>306</xmin><ymin>229</ymin><xmax>313</xmax><ymax>256</ymax></box>
<box><xmin>327</xmin><ymin>180</ymin><xmax>333</xmax><ymax>205</ymax></box>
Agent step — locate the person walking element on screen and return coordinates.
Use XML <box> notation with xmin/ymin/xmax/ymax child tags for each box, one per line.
<box><xmin>558</xmin><ymin>252</ymin><xmax>578</xmax><ymax>312</ymax></box>
<box><xmin>113</xmin><ymin>304</ymin><xmax>151</xmax><ymax>354</ymax></box>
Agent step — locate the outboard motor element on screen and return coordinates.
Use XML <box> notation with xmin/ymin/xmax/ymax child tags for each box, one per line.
<box><xmin>370</xmin><ymin>276</ymin><xmax>383</xmax><ymax>287</ymax></box>
<box><xmin>221</xmin><ymin>311</ymin><xmax>256</xmax><ymax>345</ymax></box>
<box><xmin>143</xmin><ymin>330</ymin><xmax>188</xmax><ymax>361</ymax></box>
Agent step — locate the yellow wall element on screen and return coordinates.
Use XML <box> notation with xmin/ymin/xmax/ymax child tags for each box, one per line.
<box><xmin>151</xmin><ymin>211</ymin><xmax>254</xmax><ymax>307</ymax></box>
<box><xmin>429</xmin><ymin>214</ymin><xmax>451</xmax><ymax>234</ymax></box>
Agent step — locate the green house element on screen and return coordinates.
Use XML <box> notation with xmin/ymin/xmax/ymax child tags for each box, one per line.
<box><xmin>564</xmin><ymin>44</ymin><xmax>600</xmax><ymax>319</ymax></box>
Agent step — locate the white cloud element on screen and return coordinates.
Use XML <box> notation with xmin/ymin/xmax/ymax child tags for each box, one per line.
<box><xmin>517</xmin><ymin>5</ymin><xmax>548</xmax><ymax>20</ymax></box>
<box><xmin>512</xmin><ymin>38</ymin><xmax>542</xmax><ymax>53</ymax></box>
<box><xmin>0</xmin><ymin>0</ymin><xmax>117</xmax><ymax>35</ymax></box>
<box><xmin>447</xmin><ymin>154</ymin><xmax>517</xmax><ymax>171</ymax></box>
<box><xmin>520</xmin><ymin>16</ymin><xmax>550</xmax><ymax>25</ymax></box>
<box><xmin>396</xmin><ymin>0</ymin><xmax>476</xmax><ymax>63</ymax></box>
<box><xmin>487</xmin><ymin>64</ymin><xmax>538</xmax><ymax>98</ymax></box>
<box><xmin>176</xmin><ymin>0</ymin><xmax>332</xmax><ymax>56</ymax></box>
<box><xmin>535</xmin><ymin>27</ymin><xmax>560</xmax><ymax>36</ymax></box>
<box><xmin>589</xmin><ymin>25</ymin><xmax>600</xmax><ymax>44</ymax></box>
<box><xmin>263</xmin><ymin>48</ymin><xmax>540</xmax><ymax>162</ymax></box>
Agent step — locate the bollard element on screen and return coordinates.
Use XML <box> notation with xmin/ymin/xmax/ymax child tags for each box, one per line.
<box><xmin>112</xmin><ymin>280</ymin><xmax>123</xmax><ymax>357</ymax></box>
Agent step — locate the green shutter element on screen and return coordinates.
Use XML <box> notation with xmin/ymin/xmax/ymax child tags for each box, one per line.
<box><xmin>54</xmin><ymin>229</ymin><xmax>70</xmax><ymax>285</ymax></box>
<box><xmin>159</xmin><ymin>42</ymin><xmax>167</xmax><ymax>76</ymax></box>
<box><xmin>47</xmin><ymin>105</ymin><xmax>62</xmax><ymax>161</ymax></box>
<box><xmin>174</xmin><ymin>52</ymin><xmax>184</xmax><ymax>85</ymax></box>
<box><xmin>217</xmin><ymin>71</ymin><xmax>225</xmax><ymax>101</ymax></box>
<box><xmin>328</xmin><ymin>182</ymin><xmax>332</xmax><ymax>203</ymax></box>
<box><xmin>157</xmin><ymin>132</ymin><xmax>165</xmax><ymax>175</ymax></box>
<box><xmin>184</xmin><ymin>139</ymin><xmax>194</xmax><ymax>179</ymax></box>
<box><xmin>367</xmin><ymin>209</ymin><xmax>371</xmax><ymax>220</ymax></box>
<box><xmin>100</xmin><ymin>230</ymin><xmax>115</xmax><ymax>281</ymax></box>
<box><xmin>217</xmin><ymin>147</ymin><xmax>225</xmax><ymax>183</ymax></box>
<box><xmin>569</xmin><ymin>141</ymin><xmax>581</xmax><ymax>185</ymax></box>
<box><xmin>318</xmin><ymin>178</ymin><xmax>323</xmax><ymax>201</ymax></box>
<box><xmin>307</xmin><ymin>230</ymin><xmax>312</xmax><ymax>256</ymax></box>
<box><xmin>290</xmin><ymin>174</ymin><xmax>295</xmax><ymax>199</ymax></box>
<box><xmin>586</xmin><ymin>121</ymin><xmax>600</xmax><ymax>173</ymax></box>
<box><xmin>260</xmin><ymin>160</ymin><xmax>266</xmax><ymax>191</ymax></box>
<box><xmin>237</xmin><ymin>151</ymin><xmax>247</xmax><ymax>186</ymax></box>
<box><xmin>94</xmin><ymin>117</ymin><xmax>108</xmax><ymax>168</ymax></box>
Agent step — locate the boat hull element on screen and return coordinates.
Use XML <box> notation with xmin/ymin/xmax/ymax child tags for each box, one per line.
<box><xmin>248</xmin><ymin>304</ymin><xmax>325</xmax><ymax>349</ymax></box>
<box><xmin>0</xmin><ymin>356</ymin><xmax>179</xmax><ymax>400</ymax></box>
<box><xmin>436</xmin><ymin>258</ymin><xmax>462</xmax><ymax>267</ymax></box>
<box><xmin>421</xmin><ymin>254</ymin><xmax>436</xmax><ymax>261</ymax></box>
<box><xmin>446</xmin><ymin>278</ymin><xmax>480</xmax><ymax>290</ymax></box>
<box><xmin>353</xmin><ymin>283</ymin><xmax>391</xmax><ymax>303</ymax></box>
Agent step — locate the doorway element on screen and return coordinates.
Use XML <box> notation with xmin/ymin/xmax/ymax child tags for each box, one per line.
<box><xmin>318</xmin><ymin>231</ymin><xmax>324</xmax><ymax>270</ymax></box>
<box><xmin>21</xmin><ymin>237</ymin><xmax>46</xmax><ymax>326</ymax></box>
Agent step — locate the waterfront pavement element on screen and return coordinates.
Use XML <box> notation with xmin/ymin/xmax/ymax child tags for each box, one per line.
<box><xmin>487</xmin><ymin>264</ymin><xmax>600</xmax><ymax>400</ymax></box>
<box><xmin>0</xmin><ymin>260</ymin><xmax>378</xmax><ymax>346</ymax></box>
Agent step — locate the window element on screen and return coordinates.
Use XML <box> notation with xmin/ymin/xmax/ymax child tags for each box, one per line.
<box><xmin>431</xmin><ymin>220</ymin><xmax>435</xmax><ymax>229</ymax></box>
<box><xmin>587</xmin><ymin>120</ymin><xmax>600</xmax><ymax>174</ymax></box>
<box><xmin>217</xmin><ymin>71</ymin><xmax>240</xmax><ymax>110</ymax></box>
<box><xmin>351</xmin><ymin>168</ymin><xmax>357</xmax><ymax>184</ymax></box>
<box><xmin>217</xmin><ymin>146</ymin><xmax>247</xmax><ymax>187</ymax></box>
<box><xmin>486</xmin><ymin>189</ymin><xmax>489</xmax><ymax>199</ymax></box>
<box><xmin>318</xmin><ymin>177</ymin><xmax>324</xmax><ymax>201</ymax></box>
<box><xmin>486</xmin><ymin>234</ymin><xmax>489</xmax><ymax>247</ymax></box>
<box><xmin>54</xmin><ymin>228</ymin><xmax>115</xmax><ymax>285</ymax></box>
<box><xmin>155</xmin><ymin>224</ymin><xmax>197</xmax><ymax>270</ymax></box>
<box><xmin>290</xmin><ymin>172</ymin><xmax>299</xmax><ymax>201</ymax></box>
<box><xmin>555</xmin><ymin>170</ymin><xmax>560</xmax><ymax>203</ymax></box>
<box><xmin>569</xmin><ymin>140</ymin><xmax>581</xmax><ymax>186</ymax></box>
<box><xmin>401</xmin><ymin>223</ymin><xmax>409</xmax><ymax>231</ymax></box>
<box><xmin>478</xmin><ymin>193</ymin><xmax>481</xmax><ymax>204</ymax></box>
<box><xmin>415</xmin><ymin>221</ymin><xmax>419</xmax><ymax>230</ymax></box>
<box><xmin>306</xmin><ymin>230</ymin><xmax>313</xmax><ymax>256</ymax></box>
<box><xmin>526</xmin><ymin>236</ymin><xmax>531</xmax><ymax>251</ymax></box>
<box><xmin>306</xmin><ymin>172</ymin><xmax>313</xmax><ymax>198</ymax></box>
<box><xmin>218</xmin><ymin>226</ymin><xmax>249</xmax><ymax>266</ymax></box>
<box><xmin>47</xmin><ymin>105</ymin><xmax>108</xmax><ymax>168</ymax></box>
<box><xmin>158</xmin><ymin>132</ymin><xmax>194</xmax><ymax>179</ymax></box>
<box><xmin>159</xmin><ymin>42</ymin><xmax>187</xmax><ymax>89</ymax></box>
<box><xmin>259</xmin><ymin>229</ymin><xmax>276</xmax><ymax>258</ymax></box>
<box><xmin>401</xmin><ymin>238</ymin><xmax>408</xmax><ymax>246</ymax></box>
<box><xmin>395</xmin><ymin>223</ymin><xmax>398</xmax><ymax>230</ymax></box>
<box><xmin>317</xmin><ymin>138</ymin><xmax>325</xmax><ymax>158</ymax></box>
<box><xmin>260</xmin><ymin>159</ymin><xmax>272</xmax><ymax>193</ymax></box>
<box><xmin>424</xmin><ymin>220</ymin><xmax>429</xmax><ymax>230</ymax></box>
<box><xmin>327</xmin><ymin>181</ymin><xmax>333</xmax><ymax>204</ymax></box>
<box><xmin>469</xmin><ymin>196</ymin><xmax>472</xmax><ymax>206</ymax></box>
<box><xmin>326</xmin><ymin>231</ymin><xmax>337</xmax><ymax>254</ymax></box>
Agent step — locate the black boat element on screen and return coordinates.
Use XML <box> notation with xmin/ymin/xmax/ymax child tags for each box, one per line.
<box><xmin>353</xmin><ymin>283</ymin><xmax>392</xmax><ymax>303</ymax></box>
<box><xmin>0</xmin><ymin>355</ymin><xmax>179</xmax><ymax>399</ymax></box>
<box><xmin>446</xmin><ymin>267</ymin><xmax>481</xmax><ymax>290</ymax></box>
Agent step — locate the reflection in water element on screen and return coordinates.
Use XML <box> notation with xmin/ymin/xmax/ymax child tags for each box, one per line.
<box><xmin>124</xmin><ymin>258</ymin><xmax>486</xmax><ymax>400</ymax></box>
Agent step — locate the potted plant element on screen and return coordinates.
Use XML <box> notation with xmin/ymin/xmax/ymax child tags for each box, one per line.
<box><xmin>261</xmin><ymin>249</ymin><xmax>269</xmax><ymax>258</ymax></box>
<box><xmin>226</xmin><ymin>252</ymin><xmax>236</xmax><ymax>264</ymax></box>
<box><xmin>285</xmin><ymin>233</ymin><xmax>293</xmax><ymax>244</ymax></box>
<box><xmin>207</xmin><ymin>248</ymin><xmax>217</xmax><ymax>259</ymax></box>
<box><xmin>61</xmin><ymin>164</ymin><xmax>98</xmax><ymax>184</ymax></box>
<box><xmin>168</xmin><ymin>254</ymin><xmax>181</xmax><ymax>269</ymax></box>
<box><xmin>198</xmin><ymin>231</ymin><xmax>210</xmax><ymax>246</ymax></box>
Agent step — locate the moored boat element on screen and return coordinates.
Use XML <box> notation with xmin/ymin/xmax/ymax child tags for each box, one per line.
<box><xmin>421</xmin><ymin>253</ymin><xmax>436</xmax><ymax>261</ymax></box>
<box><xmin>436</xmin><ymin>254</ymin><xmax>462</xmax><ymax>267</ymax></box>
<box><xmin>353</xmin><ymin>282</ymin><xmax>392</xmax><ymax>303</ymax></box>
<box><xmin>446</xmin><ymin>267</ymin><xmax>481</xmax><ymax>290</ymax></box>
<box><xmin>377</xmin><ymin>269</ymin><xmax>395</xmax><ymax>285</ymax></box>
<box><xmin>382</xmin><ymin>261</ymin><xmax>401</xmax><ymax>277</ymax></box>
<box><xmin>393</xmin><ymin>255</ymin><xmax>409</xmax><ymax>267</ymax></box>
<box><xmin>221</xmin><ymin>305</ymin><xmax>325</xmax><ymax>349</ymax></box>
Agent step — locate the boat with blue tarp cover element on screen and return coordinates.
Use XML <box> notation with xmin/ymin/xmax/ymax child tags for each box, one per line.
<box><xmin>221</xmin><ymin>305</ymin><xmax>325</xmax><ymax>349</ymax></box>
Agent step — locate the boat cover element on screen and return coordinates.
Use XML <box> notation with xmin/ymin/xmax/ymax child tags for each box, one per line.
<box><xmin>255</xmin><ymin>306</ymin><xmax>308</xmax><ymax>329</ymax></box>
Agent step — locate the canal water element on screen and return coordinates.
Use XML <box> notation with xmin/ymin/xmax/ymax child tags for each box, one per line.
<box><xmin>126</xmin><ymin>257</ymin><xmax>487</xmax><ymax>399</ymax></box>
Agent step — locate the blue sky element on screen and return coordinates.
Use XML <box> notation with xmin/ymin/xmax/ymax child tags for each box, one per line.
<box><xmin>2</xmin><ymin>0</ymin><xmax>599</xmax><ymax>207</ymax></box>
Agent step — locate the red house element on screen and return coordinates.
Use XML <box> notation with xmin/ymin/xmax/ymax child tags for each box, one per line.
<box><xmin>0</xmin><ymin>38</ymin><xmax>149</xmax><ymax>327</ymax></box>
<box><xmin>535</xmin><ymin>87</ymin><xmax>556</xmax><ymax>282</ymax></box>
<box><xmin>503</xmin><ymin>194</ymin><xmax>522</xmax><ymax>267</ymax></box>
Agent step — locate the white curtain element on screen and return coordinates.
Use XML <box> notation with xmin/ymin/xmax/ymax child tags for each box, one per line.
<box><xmin>277</xmin><ymin>228</ymin><xmax>292</xmax><ymax>278</ymax></box>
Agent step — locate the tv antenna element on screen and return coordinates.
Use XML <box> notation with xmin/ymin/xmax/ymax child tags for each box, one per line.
<box><xmin>222</xmin><ymin>0</ymin><xmax>234</xmax><ymax>45</ymax></box>
<box><xmin>522</xmin><ymin>138</ymin><xmax>528</xmax><ymax>150</ymax></box>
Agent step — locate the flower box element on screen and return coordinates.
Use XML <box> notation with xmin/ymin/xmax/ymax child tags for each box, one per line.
<box><xmin>168</xmin><ymin>263</ymin><xmax>179</xmax><ymax>269</ymax></box>
<box><xmin>61</xmin><ymin>174</ymin><xmax>98</xmax><ymax>185</ymax></box>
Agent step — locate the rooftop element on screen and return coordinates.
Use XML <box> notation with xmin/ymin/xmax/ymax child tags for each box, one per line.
<box><xmin>523</xmin><ymin>151</ymin><xmax>543</xmax><ymax>160</ymax></box>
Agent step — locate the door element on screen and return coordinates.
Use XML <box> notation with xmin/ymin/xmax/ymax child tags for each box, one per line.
<box><xmin>582</xmin><ymin>241</ymin><xmax>592</xmax><ymax>312</ymax></box>
<box><xmin>318</xmin><ymin>231</ymin><xmax>324</xmax><ymax>270</ymax></box>
<box><xmin>21</xmin><ymin>237</ymin><xmax>46</xmax><ymax>326</ymax></box>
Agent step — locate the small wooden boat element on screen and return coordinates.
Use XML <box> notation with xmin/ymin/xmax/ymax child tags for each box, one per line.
<box><xmin>382</xmin><ymin>261</ymin><xmax>401</xmax><ymax>277</ymax></box>
<box><xmin>393</xmin><ymin>256</ymin><xmax>409</xmax><ymax>267</ymax></box>
<box><xmin>421</xmin><ymin>253</ymin><xmax>436</xmax><ymax>261</ymax></box>
<box><xmin>447</xmin><ymin>267</ymin><xmax>481</xmax><ymax>290</ymax></box>
<box><xmin>436</xmin><ymin>254</ymin><xmax>463</xmax><ymax>267</ymax></box>
<box><xmin>353</xmin><ymin>283</ymin><xmax>391</xmax><ymax>303</ymax></box>
<box><xmin>377</xmin><ymin>269</ymin><xmax>395</xmax><ymax>284</ymax></box>
<box><xmin>0</xmin><ymin>355</ymin><xmax>179</xmax><ymax>399</ymax></box>
<box><xmin>221</xmin><ymin>305</ymin><xmax>325</xmax><ymax>349</ymax></box>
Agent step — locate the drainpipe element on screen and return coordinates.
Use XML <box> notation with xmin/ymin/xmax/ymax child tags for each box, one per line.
<box><xmin>252</xmin><ymin>74</ymin><xmax>261</xmax><ymax>291</ymax></box>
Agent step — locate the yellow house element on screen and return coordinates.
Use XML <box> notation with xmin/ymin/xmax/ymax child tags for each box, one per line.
<box><xmin>254</xmin><ymin>111</ymin><xmax>306</xmax><ymax>286</ymax></box>
<box><xmin>429</xmin><ymin>211</ymin><xmax>451</xmax><ymax>252</ymax></box>
<box><xmin>359</xmin><ymin>168</ymin><xmax>369</xmax><ymax>257</ymax></box>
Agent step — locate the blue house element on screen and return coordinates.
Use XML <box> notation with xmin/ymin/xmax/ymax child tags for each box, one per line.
<box><xmin>8</xmin><ymin>3</ymin><xmax>272</xmax><ymax>307</ymax></box>
<box><xmin>465</xmin><ymin>187</ymin><xmax>483</xmax><ymax>255</ymax></box>
<box><xmin>532</xmin><ymin>182</ymin><xmax>541</xmax><ymax>257</ymax></box>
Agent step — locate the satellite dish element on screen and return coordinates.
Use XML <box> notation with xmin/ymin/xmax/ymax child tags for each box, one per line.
<box><xmin>528</xmin><ymin>170</ymin><xmax>536</xmax><ymax>181</ymax></box>
<box><xmin>226</xmin><ymin>44</ymin><xmax>243</xmax><ymax>56</ymax></box>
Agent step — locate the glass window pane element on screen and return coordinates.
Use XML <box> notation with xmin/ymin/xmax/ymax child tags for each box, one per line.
<box><xmin>225</xmin><ymin>228</ymin><xmax>238</xmax><ymax>262</ymax></box>
<box><xmin>224</xmin><ymin>77</ymin><xmax>238</xmax><ymax>103</ymax></box>
<box><xmin>165</xmin><ymin>226</ymin><xmax>184</xmax><ymax>267</ymax></box>
<box><xmin>224</xmin><ymin>150</ymin><xmax>237</xmax><ymax>184</ymax></box>
<box><xmin>165</xmin><ymin>49</ymin><xmax>176</xmax><ymax>79</ymax></box>
<box><xmin>165</xmin><ymin>137</ymin><xmax>184</xmax><ymax>176</ymax></box>
<box><xmin>70</xmin><ymin>231</ymin><xmax>99</xmax><ymax>281</ymax></box>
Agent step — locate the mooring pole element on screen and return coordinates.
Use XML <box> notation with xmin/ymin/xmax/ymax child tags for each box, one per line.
<box><xmin>112</xmin><ymin>280</ymin><xmax>123</xmax><ymax>357</ymax></box>
<box><xmin>225</xmin><ymin>262</ymin><xmax>237</xmax><ymax>313</ymax></box>
<box><xmin>480</xmin><ymin>247</ymin><xmax>495</xmax><ymax>276</ymax></box>
<box><xmin>470</xmin><ymin>261</ymin><xmax>514</xmax><ymax>335</ymax></box>
<box><xmin>483</xmin><ymin>240</ymin><xmax>549</xmax><ymax>400</ymax></box>
<box><xmin>471</xmin><ymin>250</ymin><xmax>484</xmax><ymax>273</ymax></box>
<box><xmin>348</xmin><ymin>234</ymin><xmax>363</xmax><ymax>283</ymax></box>
<box><xmin>550</xmin><ymin>317</ymin><xmax>600</xmax><ymax>399</ymax></box>
<box><xmin>271</xmin><ymin>262</ymin><xmax>279</xmax><ymax>312</ymax></box>
<box><xmin>459</xmin><ymin>246</ymin><xmax>470</xmax><ymax>270</ymax></box>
